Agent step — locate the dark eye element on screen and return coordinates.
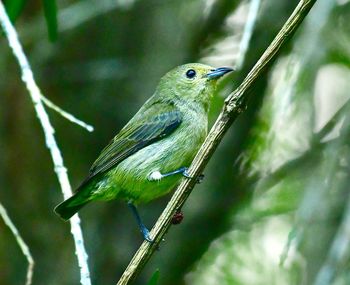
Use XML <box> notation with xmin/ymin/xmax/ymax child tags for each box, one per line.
<box><xmin>185</xmin><ymin>69</ymin><xmax>196</xmax><ymax>79</ymax></box>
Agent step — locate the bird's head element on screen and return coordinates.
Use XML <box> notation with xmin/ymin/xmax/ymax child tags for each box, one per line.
<box><xmin>157</xmin><ymin>63</ymin><xmax>233</xmax><ymax>108</ymax></box>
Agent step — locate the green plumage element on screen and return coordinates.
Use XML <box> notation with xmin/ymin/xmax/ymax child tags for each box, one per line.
<box><xmin>55</xmin><ymin>63</ymin><xmax>232</xmax><ymax>220</ymax></box>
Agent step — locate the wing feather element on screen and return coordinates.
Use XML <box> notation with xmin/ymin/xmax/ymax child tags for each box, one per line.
<box><xmin>78</xmin><ymin>104</ymin><xmax>182</xmax><ymax>188</ymax></box>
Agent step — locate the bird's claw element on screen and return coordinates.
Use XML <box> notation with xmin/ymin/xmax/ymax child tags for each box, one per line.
<box><xmin>141</xmin><ymin>227</ymin><xmax>153</xmax><ymax>243</ymax></box>
<box><xmin>182</xmin><ymin>168</ymin><xmax>192</xmax><ymax>178</ymax></box>
<box><xmin>182</xmin><ymin>168</ymin><xmax>205</xmax><ymax>184</ymax></box>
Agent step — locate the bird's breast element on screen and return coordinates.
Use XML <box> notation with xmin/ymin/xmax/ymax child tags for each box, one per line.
<box><xmin>110</xmin><ymin>110</ymin><xmax>207</xmax><ymax>201</ymax></box>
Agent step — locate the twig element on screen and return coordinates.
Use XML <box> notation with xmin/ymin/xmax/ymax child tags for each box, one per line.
<box><xmin>236</xmin><ymin>0</ymin><xmax>261</xmax><ymax>69</ymax></box>
<box><xmin>39</xmin><ymin>95</ymin><xmax>94</xmax><ymax>132</ymax></box>
<box><xmin>116</xmin><ymin>0</ymin><xmax>318</xmax><ymax>284</ymax></box>
<box><xmin>0</xmin><ymin>203</ymin><xmax>34</xmax><ymax>285</ymax></box>
<box><xmin>0</xmin><ymin>2</ymin><xmax>92</xmax><ymax>285</ymax></box>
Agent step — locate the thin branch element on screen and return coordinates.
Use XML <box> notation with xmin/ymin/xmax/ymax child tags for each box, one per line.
<box><xmin>0</xmin><ymin>2</ymin><xmax>92</xmax><ymax>285</ymax></box>
<box><xmin>116</xmin><ymin>0</ymin><xmax>318</xmax><ymax>284</ymax></box>
<box><xmin>39</xmin><ymin>95</ymin><xmax>94</xmax><ymax>132</ymax></box>
<box><xmin>0</xmin><ymin>202</ymin><xmax>34</xmax><ymax>285</ymax></box>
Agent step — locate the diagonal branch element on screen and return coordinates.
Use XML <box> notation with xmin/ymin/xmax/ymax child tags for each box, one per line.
<box><xmin>0</xmin><ymin>2</ymin><xmax>91</xmax><ymax>285</ymax></box>
<box><xmin>0</xmin><ymin>202</ymin><xmax>34</xmax><ymax>285</ymax></box>
<box><xmin>116</xmin><ymin>0</ymin><xmax>318</xmax><ymax>284</ymax></box>
<box><xmin>39</xmin><ymin>94</ymin><xmax>94</xmax><ymax>132</ymax></box>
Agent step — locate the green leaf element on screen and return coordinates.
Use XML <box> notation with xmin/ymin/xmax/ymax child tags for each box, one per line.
<box><xmin>4</xmin><ymin>0</ymin><xmax>28</xmax><ymax>22</ymax></box>
<box><xmin>146</xmin><ymin>269</ymin><xmax>160</xmax><ymax>285</ymax></box>
<box><xmin>42</xmin><ymin>0</ymin><xmax>58</xmax><ymax>41</ymax></box>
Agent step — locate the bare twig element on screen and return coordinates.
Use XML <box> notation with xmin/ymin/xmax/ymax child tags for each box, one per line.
<box><xmin>116</xmin><ymin>0</ymin><xmax>318</xmax><ymax>284</ymax></box>
<box><xmin>0</xmin><ymin>203</ymin><xmax>34</xmax><ymax>285</ymax></box>
<box><xmin>39</xmin><ymin>95</ymin><xmax>94</xmax><ymax>132</ymax></box>
<box><xmin>0</xmin><ymin>2</ymin><xmax>91</xmax><ymax>285</ymax></box>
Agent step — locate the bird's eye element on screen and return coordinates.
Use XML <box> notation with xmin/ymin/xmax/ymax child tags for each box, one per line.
<box><xmin>185</xmin><ymin>69</ymin><xmax>196</xmax><ymax>79</ymax></box>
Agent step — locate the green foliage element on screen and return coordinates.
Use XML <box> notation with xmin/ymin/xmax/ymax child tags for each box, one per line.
<box><xmin>4</xmin><ymin>0</ymin><xmax>57</xmax><ymax>41</ymax></box>
<box><xmin>41</xmin><ymin>0</ymin><xmax>57</xmax><ymax>41</ymax></box>
<box><xmin>146</xmin><ymin>269</ymin><xmax>160</xmax><ymax>285</ymax></box>
<box><xmin>4</xmin><ymin>0</ymin><xmax>27</xmax><ymax>22</ymax></box>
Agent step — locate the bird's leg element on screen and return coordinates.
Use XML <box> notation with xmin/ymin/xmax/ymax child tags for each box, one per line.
<box><xmin>148</xmin><ymin>167</ymin><xmax>190</xmax><ymax>181</ymax></box>
<box><xmin>127</xmin><ymin>202</ymin><xmax>153</xmax><ymax>242</ymax></box>
<box><xmin>148</xmin><ymin>167</ymin><xmax>204</xmax><ymax>183</ymax></box>
<box><xmin>163</xmin><ymin>166</ymin><xmax>191</xmax><ymax>178</ymax></box>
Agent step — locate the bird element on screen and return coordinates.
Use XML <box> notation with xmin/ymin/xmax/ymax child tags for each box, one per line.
<box><xmin>54</xmin><ymin>63</ymin><xmax>233</xmax><ymax>241</ymax></box>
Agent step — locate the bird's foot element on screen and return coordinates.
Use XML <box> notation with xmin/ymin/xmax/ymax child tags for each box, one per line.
<box><xmin>181</xmin><ymin>167</ymin><xmax>191</xmax><ymax>178</ymax></box>
<box><xmin>182</xmin><ymin>168</ymin><xmax>205</xmax><ymax>184</ymax></box>
<box><xmin>140</xmin><ymin>225</ymin><xmax>153</xmax><ymax>243</ymax></box>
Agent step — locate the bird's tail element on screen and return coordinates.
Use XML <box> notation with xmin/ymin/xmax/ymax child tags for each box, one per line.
<box><xmin>54</xmin><ymin>193</ymin><xmax>89</xmax><ymax>221</ymax></box>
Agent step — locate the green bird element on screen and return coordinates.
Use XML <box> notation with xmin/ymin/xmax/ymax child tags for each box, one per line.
<box><xmin>54</xmin><ymin>63</ymin><xmax>233</xmax><ymax>241</ymax></box>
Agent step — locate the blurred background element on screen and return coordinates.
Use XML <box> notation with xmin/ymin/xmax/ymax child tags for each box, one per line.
<box><xmin>1</xmin><ymin>0</ymin><xmax>350</xmax><ymax>284</ymax></box>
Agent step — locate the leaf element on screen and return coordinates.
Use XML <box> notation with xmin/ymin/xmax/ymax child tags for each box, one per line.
<box><xmin>146</xmin><ymin>269</ymin><xmax>160</xmax><ymax>285</ymax></box>
<box><xmin>4</xmin><ymin>0</ymin><xmax>28</xmax><ymax>22</ymax></box>
<box><xmin>42</xmin><ymin>0</ymin><xmax>58</xmax><ymax>41</ymax></box>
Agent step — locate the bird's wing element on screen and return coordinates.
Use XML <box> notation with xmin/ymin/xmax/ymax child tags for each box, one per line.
<box><xmin>79</xmin><ymin>103</ymin><xmax>182</xmax><ymax>188</ymax></box>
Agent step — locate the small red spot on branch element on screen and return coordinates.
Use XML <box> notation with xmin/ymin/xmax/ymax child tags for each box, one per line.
<box><xmin>171</xmin><ymin>210</ymin><xmax>184</xmax><ymax>225</ymax></box>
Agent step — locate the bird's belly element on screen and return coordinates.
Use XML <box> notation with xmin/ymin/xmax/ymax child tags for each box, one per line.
<box><xmin>95</xmin><ymin>129</ymin><xmax>203</xmax><ymax>203</ymax></box>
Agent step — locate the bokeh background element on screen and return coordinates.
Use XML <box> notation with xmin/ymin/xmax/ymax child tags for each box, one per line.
<box><xmin>1</xmin><ymin>0</ymin><xmax>350</xmax><ymax>284</ymax></box>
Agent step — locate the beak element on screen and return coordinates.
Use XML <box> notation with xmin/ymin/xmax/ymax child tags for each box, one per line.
<box><xmin>206</xmin><ymin>67</ymin><xmax>234</xmax><ymax>80</ymax></box>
